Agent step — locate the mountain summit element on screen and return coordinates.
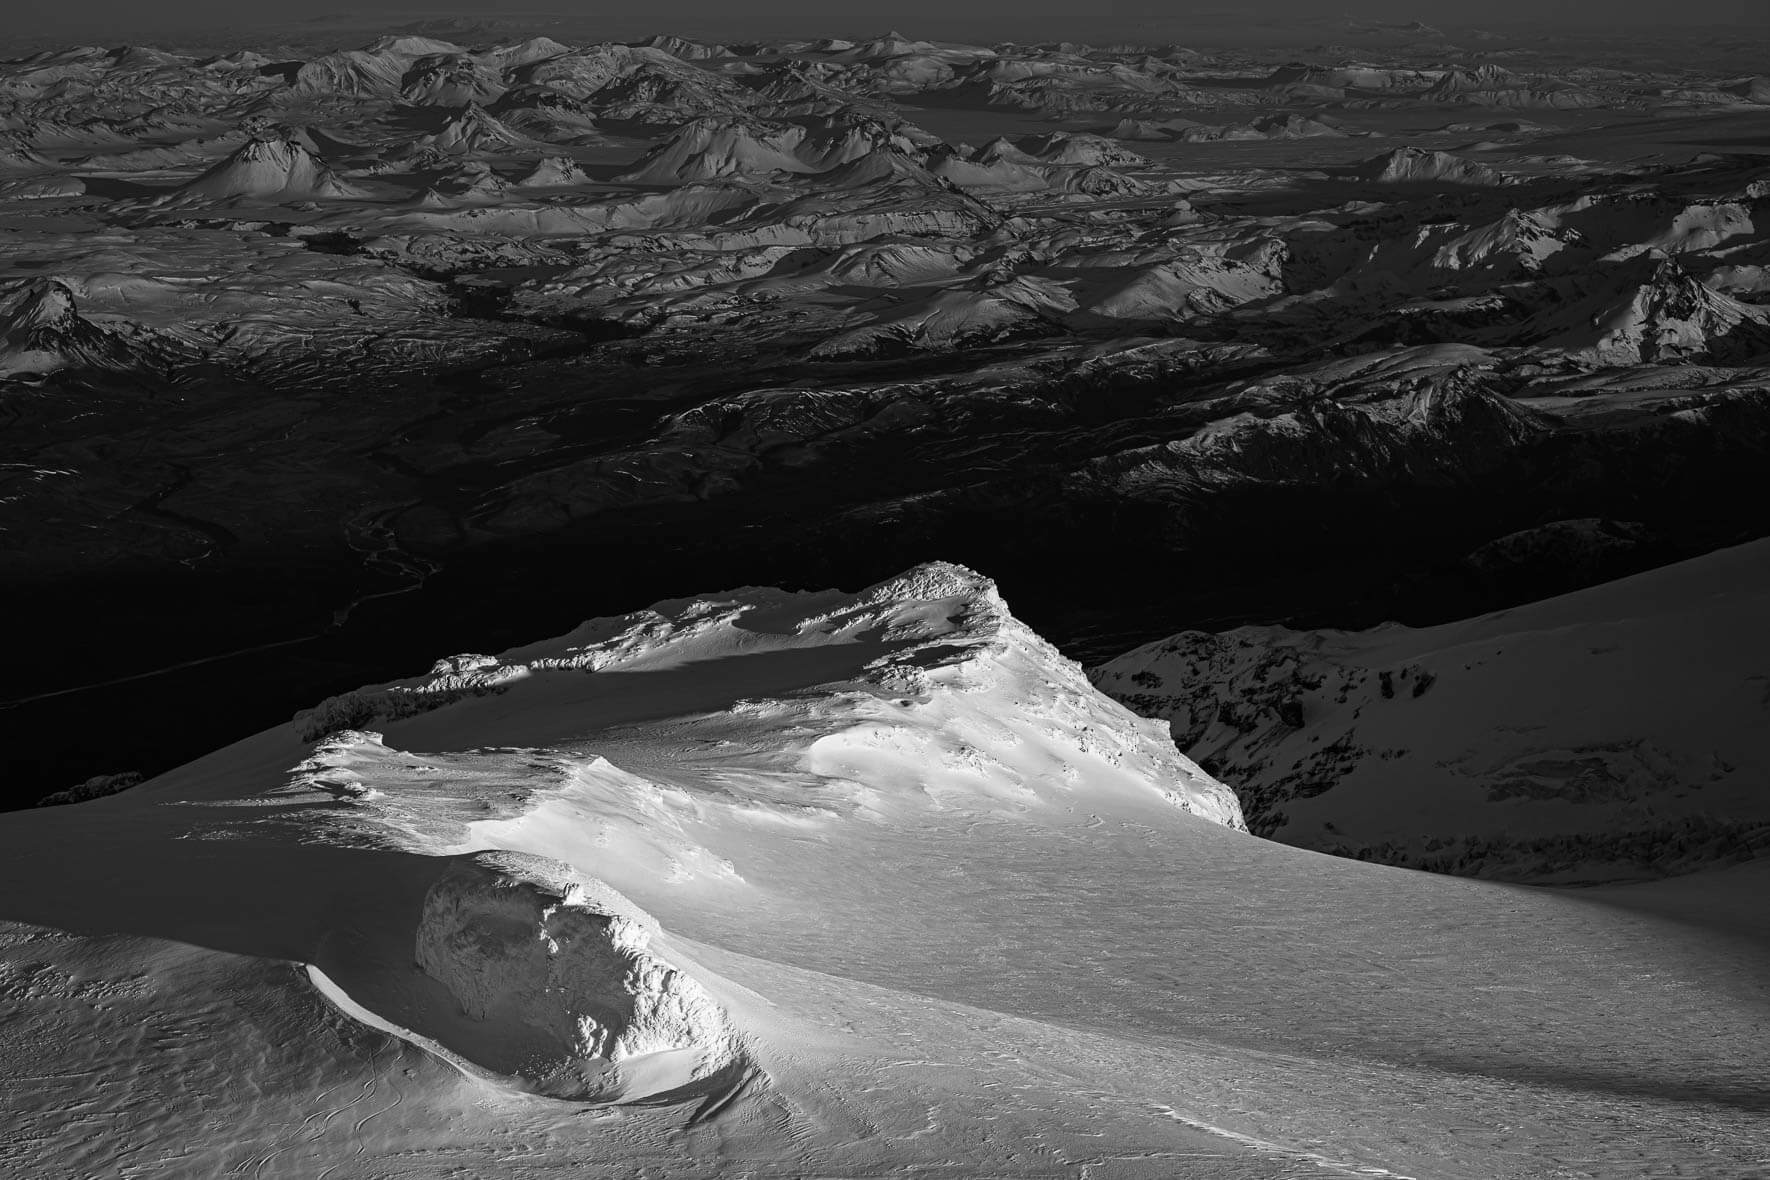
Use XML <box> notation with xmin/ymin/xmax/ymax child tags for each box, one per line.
<box><xmin>167</xmin><ymin>124</ymin><xmax>366</xmax><ymax>202</ymax></box>
<box><xmin>0</xmin><ymin>278</ymin><xmax>153</xmax><ymax>379</ymax></box>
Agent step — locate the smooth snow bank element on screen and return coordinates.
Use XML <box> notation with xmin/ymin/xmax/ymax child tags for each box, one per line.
<box><xmin>414</xmin><ymin>852</ymin><xmax>741</xmax><ymax>1101</ymax></box>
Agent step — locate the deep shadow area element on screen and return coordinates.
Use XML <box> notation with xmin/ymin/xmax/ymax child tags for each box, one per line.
<box><xmin>382</xmin><ymin>636</ymin><xmax>915</xmax><ymax>752</ymax></box>
<box><xmin>0</xmin><ymin>796</ymin><xmax>440</xmax><ymax>962</ymax></box>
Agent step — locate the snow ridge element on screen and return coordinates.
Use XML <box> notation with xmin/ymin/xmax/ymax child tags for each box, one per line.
<box><xmin>294</xmin><ymin>562</ymin><xmax>1246</xmax><ymax>829</ymax></box>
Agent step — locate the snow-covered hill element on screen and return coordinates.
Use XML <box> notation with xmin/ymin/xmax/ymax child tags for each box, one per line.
<box><xmin>0</xmin><ymin>278</ymin><xmax>165</xmax><ymax>379</ymax></box>
<box><xmin>0</xmin><ymin>563</ymin><xmax>1766</xmax><ymax>1178</ymax></box>
<box><xmin>1093</xmin><ymin>538</ymin><xmax>1770</xmax><ymax>882</ymax></box>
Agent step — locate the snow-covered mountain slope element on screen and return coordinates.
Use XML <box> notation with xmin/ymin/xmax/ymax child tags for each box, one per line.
<box><xmin>0</xmin><ymin>278</ymin><xmax>165</xmax><ymax>379</ymax></box>
<box><xmin>164</xmin><ymin>129</ymin><xmax>369</xmax><ymax>203</ymax></box>
<box><xmin>289</xmin><ymin>560</ymin><xmax>1244</xmax><ymax>829</ymax></box>
<box><xmin>1</xmin><ymin>563</ymin><xmax>1768</xmax><ymax>1179</ymax></box>
<box><xmin>1093</xmin><ymin>538</ymin><xmax>1770</xmax><ymax>882</ymax></box>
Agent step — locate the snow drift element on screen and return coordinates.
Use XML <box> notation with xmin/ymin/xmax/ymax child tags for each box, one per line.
<box><xmin>412</xmin><ymin>851</ymin><xmax>742</xmax><ymax>1101</ymax></box>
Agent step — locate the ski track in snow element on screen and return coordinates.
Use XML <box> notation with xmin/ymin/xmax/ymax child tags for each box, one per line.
<box><xmin>1151</xmin><ymin>1105</ymin><xmax>1417</xmax><ymax>1180</ymax></box>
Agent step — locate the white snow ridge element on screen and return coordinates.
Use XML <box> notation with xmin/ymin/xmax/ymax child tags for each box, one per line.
<box><xmin>1</xmin><ymin>562</ymin><xmax>1766</xmax><ymax>1179</ymax></box>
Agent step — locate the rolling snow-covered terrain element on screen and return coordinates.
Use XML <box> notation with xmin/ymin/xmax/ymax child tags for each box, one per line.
<box><xmin>1093</xmin><ymin>537</ymin><xmax>1770</xmax><ymax>881</ymax></box>
<box><xmin>1</xmin><ymin>565</ymin><xmax>1766</xmax><ymax>1179</ymax></box>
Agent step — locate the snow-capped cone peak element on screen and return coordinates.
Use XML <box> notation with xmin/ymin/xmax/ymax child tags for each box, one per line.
<box><xmin>166</xmin><ymin>125</ymin><xmax>366</xmax><ymax>202</ymax></box>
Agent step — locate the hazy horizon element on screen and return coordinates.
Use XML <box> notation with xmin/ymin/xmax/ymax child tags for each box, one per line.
<box><xmin>8</xmin><ymin>0</ymin><xmax>1765</xmax><ymax>45</ymax></box>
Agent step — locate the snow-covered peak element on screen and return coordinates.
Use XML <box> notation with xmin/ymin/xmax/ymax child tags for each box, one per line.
<box><xmin>103</xmin><ymin>561</ymin><xmax>1241</xmax><ymax>1100</ymax></box>
<box><xmin>1</xmin><ymin>277</ymin><xmax>77</xmax><ymax>334</ymax></box>
<box><xmin>0</xmin><ymin>278</ymin><xmax>152</xmax><ymax>379</ymax></box>
<box><xmin>288</xmin><ymin>561</ymin><xmax>1244</xmax><ymax>830</ymax></box>
<box><xmin>166</xmin><ymin>129</ymin><xmax>366</xmax><ymax>202</ymax></box>
<box><xmin>1352</xmin><ymin>145</ymin><xmax>1507</xmax><ymax>186</ymax></box>
<box><xmin>851</xmin><ymin>558</ymin><xmax>1001</xmax><ymax>609</ymax></box>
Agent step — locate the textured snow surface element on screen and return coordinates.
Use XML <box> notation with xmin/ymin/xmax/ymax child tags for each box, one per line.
<box><xmin>299</xmin><ymin>560</ymin><xmax>1247</xmax><ymax>828</ymax></box>
<box><xmin>0</xmin><ymin>563</ymin><xmax>1765</xmax><ymax>1178</ymax></box>
<box><xmin>412</xmin><ymin>852</ymin><xmax>741</xmax><ymax>1100</ymax></box>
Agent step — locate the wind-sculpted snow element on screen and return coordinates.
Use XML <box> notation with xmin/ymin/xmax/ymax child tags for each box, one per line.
<box><xmin>411</xmin><ymin>852</ymin><xmax>743</xmax><ymax>1101</ymax></box>
<box><xmin>1</xmin><ymin>554</ymin><xmax>1769</xmax><ymax>1176</ymax></box>
<box><xmin>296</xmin><ymin>562</ymin><xmax>1247</xmax><ymax>828</ymax></box>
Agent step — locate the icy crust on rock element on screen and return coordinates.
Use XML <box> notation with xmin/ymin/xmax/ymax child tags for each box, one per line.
<box><xmin>414</xmin><ymin>852</ymin><xmax>742</xmax><ymax>1101</ymax></box>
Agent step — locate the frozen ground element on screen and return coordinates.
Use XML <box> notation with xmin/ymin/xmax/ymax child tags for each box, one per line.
<box><xmin>0</xmin><ymin>564</ymin><xmax>1764</xmax><ymax>1178</ymax></box>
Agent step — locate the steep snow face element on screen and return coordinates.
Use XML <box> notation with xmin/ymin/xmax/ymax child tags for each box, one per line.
<box><xmin>1093</xmin><ymin>539</ymin><xmax>1770</xmax><ymax>881</ymax></box>
<box><xmin>413</xmin><ymin>852</ymin><xmax>741</xmax><ymax>1100</ymax></box>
